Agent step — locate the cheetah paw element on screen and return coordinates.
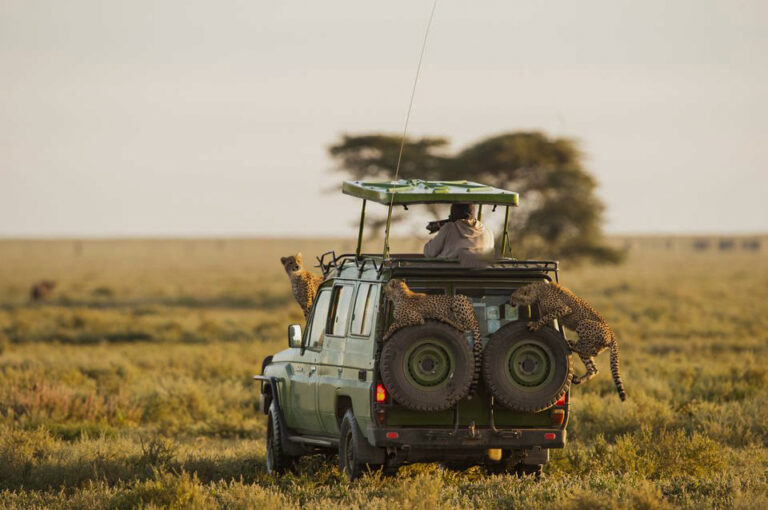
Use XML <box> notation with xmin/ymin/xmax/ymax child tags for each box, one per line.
<box><xmin>527</xmin><ymin>322</ymin><xmax>541</xmax><ymax>331</ymax></box>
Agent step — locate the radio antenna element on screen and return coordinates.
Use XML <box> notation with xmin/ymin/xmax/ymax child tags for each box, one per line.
<box><xmin>383</xmin><ymin>0</ymin><xmax>438</xmax><ymax>257</ymax></box>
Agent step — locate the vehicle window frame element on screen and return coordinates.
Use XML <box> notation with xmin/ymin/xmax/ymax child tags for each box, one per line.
<box><xmin>455</xmin><ymin>287</ymin><xmax>539</xmax><ymax>337</ymax></box>
<box><xmin>304</xmin><ymin>287</ymin><xmax>332</xmax><ymax>352</ymax></box>
<box><xmin>325</xmin><ymin>283</ymin><xmax>355</xmax><ymax>338</ymax></box>
<box><xmin>384</xmin><ymin>282</ymin><xmax>447</xmax><ymax>326</ymax></box>
<box><xmin>407</xmin><ymin>284</ymin><xmax>448</xmax><ymax>295</ymax></box>
<box><xmin>349</xmin><ymin>282</ymin><xmax>379</xmax><ymax>338</ymax></box>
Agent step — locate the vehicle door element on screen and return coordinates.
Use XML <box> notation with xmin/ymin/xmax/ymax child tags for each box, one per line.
<box><xmin>316</xmin><ymin>282</ymin><xmax>354</xmax><ymax>434</ymax></box>
<box><xmin>340</xmin><ymin>282</ymin><xmax>380</xmax><ymax>436</ymax></box>
<box><xmin>287</xmin><ymin>287</ymin><xmax>331</xmax><ymax>434</ymax></box>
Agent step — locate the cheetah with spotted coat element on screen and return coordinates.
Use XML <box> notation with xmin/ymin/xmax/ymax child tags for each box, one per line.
<box><xmin>508</xmin><ymin>281</ymin><xmax>627</xmax><ymax>401</ymax></box>
<box><xmin>383</xmin><ymin>279</ymin><xmax>483</xmax><ymax>391</ymax></box>
<box><xmin>281</xmin><ymin>253</ymin><xmax>324</xmax><ymax>320</ymax></box>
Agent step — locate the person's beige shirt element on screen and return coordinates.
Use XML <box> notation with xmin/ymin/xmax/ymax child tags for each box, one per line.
<box><xmin>423</xmin><ymin>219</ymin><xmax>494</xmax><ymax>258</ymax></box>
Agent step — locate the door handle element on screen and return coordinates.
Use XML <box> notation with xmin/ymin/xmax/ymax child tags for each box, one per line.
<box><xmin>309</xmin><ymin>366</ymin><xmax>317</xmax><ymax>376</ymax></box>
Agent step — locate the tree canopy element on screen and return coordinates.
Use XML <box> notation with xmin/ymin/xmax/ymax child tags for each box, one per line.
<box><xmin>329</xmin><ymin>131</ymin><xmax>623</xmax><ymax>263</ymax></box>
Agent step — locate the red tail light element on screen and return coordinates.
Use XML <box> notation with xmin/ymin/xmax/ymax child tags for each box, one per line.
<box><xmin>551</xmin><ymin>409</ymin><xmax>565</xmax><ymax>426</ymax></box>
<box><xmin>375</xmin><ymin>384</ymin><xmax>387</xmax><ymax>403</ymax></box>
<box><xmin>555</xmin><ymin>393</ymin><xmax>567</xmax><ymax>406</ymax></box>
<box><xmin>544</xmin><ymin>432</ymin><xmax>556</xmax><ymax>440</ymax></box>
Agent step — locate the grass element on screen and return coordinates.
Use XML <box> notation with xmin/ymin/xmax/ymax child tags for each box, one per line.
<box><xmin>0</xmin><ymin>238</ymin><xmax>766</xmax><ymax>508</ymax></box>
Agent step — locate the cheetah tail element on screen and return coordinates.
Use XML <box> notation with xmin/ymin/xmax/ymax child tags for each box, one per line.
<box><xmin>609</xmin><ymin>341</ymin><xmax>627</xmax><ymax>401</ymax></box>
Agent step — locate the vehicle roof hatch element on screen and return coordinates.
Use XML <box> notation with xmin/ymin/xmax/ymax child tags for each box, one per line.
<box><xmin>342</xmin><ymin>179</ymin><xmax>519</xmax><ymax>206</ymax></box>
<box><xmin>343</xmin><ymin>179</ymin><xmax>519</xmax><ymax>258</ymax></box>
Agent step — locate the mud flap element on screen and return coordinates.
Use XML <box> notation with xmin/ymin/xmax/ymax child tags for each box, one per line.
<box><xmin>355</xmin><ymin>429</ymin><xmax>386</xmax><ymax>465</ymax></box>
<box><xmin>522</xmin><ymin>446</ymin><xmax>549</xmax><ymax>465</ymax></box>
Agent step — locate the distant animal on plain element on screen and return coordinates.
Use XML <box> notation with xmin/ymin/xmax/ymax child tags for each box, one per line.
<box><xmin>30</xmin><ymin>280</ymin><xmax>57</xmax><ymax>301</ymax></box>
<box><xmin>509</xmin><ymin>281</ymin><xmax>627</xmax><ymax>401</ymax></box>
<box><xmin>719</xmin><ymin>240</ymin><xmax>735</xmax><ymax>251</ymax></box>
<box><xmin>742</xmin><ymin>239</ymin><xmax>761</xmax><ymax>251</ymax></box>
<box><xmin>280</xmin><ymin>253</ymin><xmax>323</xmax><ymax>319</ymax></box>
<box><xmin>692</xmin><ymin>240</ymin><xmax>710</xmax><ymax>251</ymax></box>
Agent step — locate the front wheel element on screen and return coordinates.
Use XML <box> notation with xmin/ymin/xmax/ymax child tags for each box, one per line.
<box><xmin>516</xmin><ymin>463</ymin><xmax>543</xmax><ymax>478</ymax></box>
<box><xmin>266</xmin><ymin>402</ymin><xmax>298</xmax><ymax>474</ymax></box>
<box><xmin>484</xmin><ymin>461</ymin><xmax>543</xmax><ymax>477</ymax></box>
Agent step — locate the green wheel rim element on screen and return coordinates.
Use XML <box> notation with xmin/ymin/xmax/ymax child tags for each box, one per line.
<box><xmin>402</xmin><ymin>337</ymin><xmax>454</xmax><ymax>389</ymax></box>
<box><xmin>505</xmin><ymin>339</ymin><xmax>554</xmax><ymax>389</ymax></box>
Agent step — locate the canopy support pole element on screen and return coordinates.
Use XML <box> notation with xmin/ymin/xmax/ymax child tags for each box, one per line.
<box><xmin>355</xmin><ymin>199</ymin><xmax>366</xmax><ymax>258</ymax></box>
<box><xmin>501</xmin><ymin>205</ymin><xmax>510</xmax><ymax>257</ymax></box>
<box><xmin>477</xmin><ymin>204</ymin><xmax>483</xmax><ymax>222</ymax></box>
<box><xmin>383</xmin><ymin>202</ymin><xmax>394</xmax><ymax>258</ymax></box>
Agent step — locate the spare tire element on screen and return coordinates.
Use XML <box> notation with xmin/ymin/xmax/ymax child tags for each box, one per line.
<box><xmin>483</xmin><ymin>322</ymin><xmax>572</xmax><ymax>412</ymax></box>
<box><xmin>380</xmin><ymin>321</ymin><xmax>474</xmax><ymax>412</ymax></box>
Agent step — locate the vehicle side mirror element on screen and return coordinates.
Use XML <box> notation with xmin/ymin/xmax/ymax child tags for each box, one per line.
<box><xmin>288</xmin><ymin>324</ymin><xmax>302</xmax><ymax>348</ymax></box>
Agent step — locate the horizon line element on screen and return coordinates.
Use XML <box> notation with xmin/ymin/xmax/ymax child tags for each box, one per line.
<box><xmin>1</xmin><ymin>231</ymin><xmax>767</xmax><ymax>242</ymax></box>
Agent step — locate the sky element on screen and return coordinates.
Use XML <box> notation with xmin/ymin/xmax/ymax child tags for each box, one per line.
<box><xmin>1</xmin><ymin>0</ymin><xmax>767</xmax><ymax>238</ymax></box>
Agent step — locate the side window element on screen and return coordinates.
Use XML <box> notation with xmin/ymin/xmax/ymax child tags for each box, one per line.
<box><xmin>351</xmin><ymin>283</ymin><xmax>378</xmax><ymax>337</ymax></box>
<box><xmin>307</xmin><ymin>289</ymin><xmax>331</xmax><ymax>349</ymax></box>
<box><xmin>326</xmin><ymin>284</ymin><xmax>354</xmax><ymax>337</ymax></box>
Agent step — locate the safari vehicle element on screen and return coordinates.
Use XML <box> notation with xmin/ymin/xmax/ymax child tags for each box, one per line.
<box><xmin>255</xmin><ymin>180</ymin><xmax>573</xmax><ymax>480</ymax></box>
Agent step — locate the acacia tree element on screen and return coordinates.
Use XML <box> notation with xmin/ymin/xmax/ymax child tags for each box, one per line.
<box><xmin>329</xmin><ymin>131</ymin><xmax>622</xmax><ymax>263</ymax></box>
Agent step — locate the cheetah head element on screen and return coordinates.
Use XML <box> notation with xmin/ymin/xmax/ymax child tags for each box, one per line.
<box><xmin>383</xmin><ymin>278</ymin><xmax>409</xmax><ymax>298</ymax></box>
<box><xmin>280</xmin><ymin>253</ymin><xmax>303</xmax><ymax>274</ymax></box>
<box><xmin>509</xmin><ymin>282</ymin><xmax>545</xmax><ymax>306</ymax></box>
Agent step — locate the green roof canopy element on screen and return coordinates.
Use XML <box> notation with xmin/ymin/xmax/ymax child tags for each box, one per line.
<box><xmin>342</xmin><ymin>179</ymin><xmax>519</xmax><ymax>206</ymax></box>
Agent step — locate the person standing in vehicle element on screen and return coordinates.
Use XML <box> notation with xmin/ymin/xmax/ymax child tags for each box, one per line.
<box><xmin>424</xmin><ymin>203</ymin><xmax>494</xmax><ymax>258</ymax></box>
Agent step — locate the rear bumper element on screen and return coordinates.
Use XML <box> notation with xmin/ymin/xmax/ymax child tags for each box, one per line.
<box><xmin>369</xmin><ymin>426</ymin><xmax>566</xmax><ymax>449</ymax></box>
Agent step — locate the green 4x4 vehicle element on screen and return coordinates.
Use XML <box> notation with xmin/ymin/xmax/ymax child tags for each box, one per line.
<box><xmin>256</xmin><ymin>180</ymin><xmax>573</xmax><ymax>480</ymax></box>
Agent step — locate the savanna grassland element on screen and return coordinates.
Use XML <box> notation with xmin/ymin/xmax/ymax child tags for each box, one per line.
<box><xmin>0</xmin><ymin>238</ymin><xmax>767</xmax><ymax>509</ymax></box>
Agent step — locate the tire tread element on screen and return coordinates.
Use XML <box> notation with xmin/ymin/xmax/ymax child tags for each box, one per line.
<box><xmin>380</xmin><ymin>321</ymin><xmax>474</xmax><ymax>412</ymax></box>
<box><xmin>483</xmin><ymin>323</ymin><xmax>573</xmax><ymax>413</ymax></box>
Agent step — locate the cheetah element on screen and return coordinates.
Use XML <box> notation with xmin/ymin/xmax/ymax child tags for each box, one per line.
<box><xmin>383</xmin><ymin>279</ymin><xmax>483</xmax><ymax>391</ymax></box>
<box><xmin>30</xmin><ymin>280</ymin><xmax>56</xmax><ymax>302</ymax></box>
<box><xmin>508</xmin><ymin>281</ymin><xmax>627</xmax><ymax>401</ymax></box>
<box><xmin>280</xmin><ymin>253</ymin><xmax>324</xmax><ymax>320</ymax></box>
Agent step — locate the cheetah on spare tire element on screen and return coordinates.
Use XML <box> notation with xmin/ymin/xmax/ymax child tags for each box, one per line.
<box><xmin>509</xmin><ymin>282</ymin><xmax>627</xmax><ymax>401</ymax></box>
<box><xmin>383</xmin><ymin>279</ymin><xmax>480</xmax><ymax>343</ymax></box>
<box><xmin>382</xmin><ymin>279</ymin><xmax>483</xmax><ymax>395</ymax></box>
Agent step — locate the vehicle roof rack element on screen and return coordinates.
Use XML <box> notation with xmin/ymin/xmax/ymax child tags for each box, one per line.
<box><xmin>323</xmin><ymin>253</ymin><xmax>560</xmax><ymax>282</ymax></box>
